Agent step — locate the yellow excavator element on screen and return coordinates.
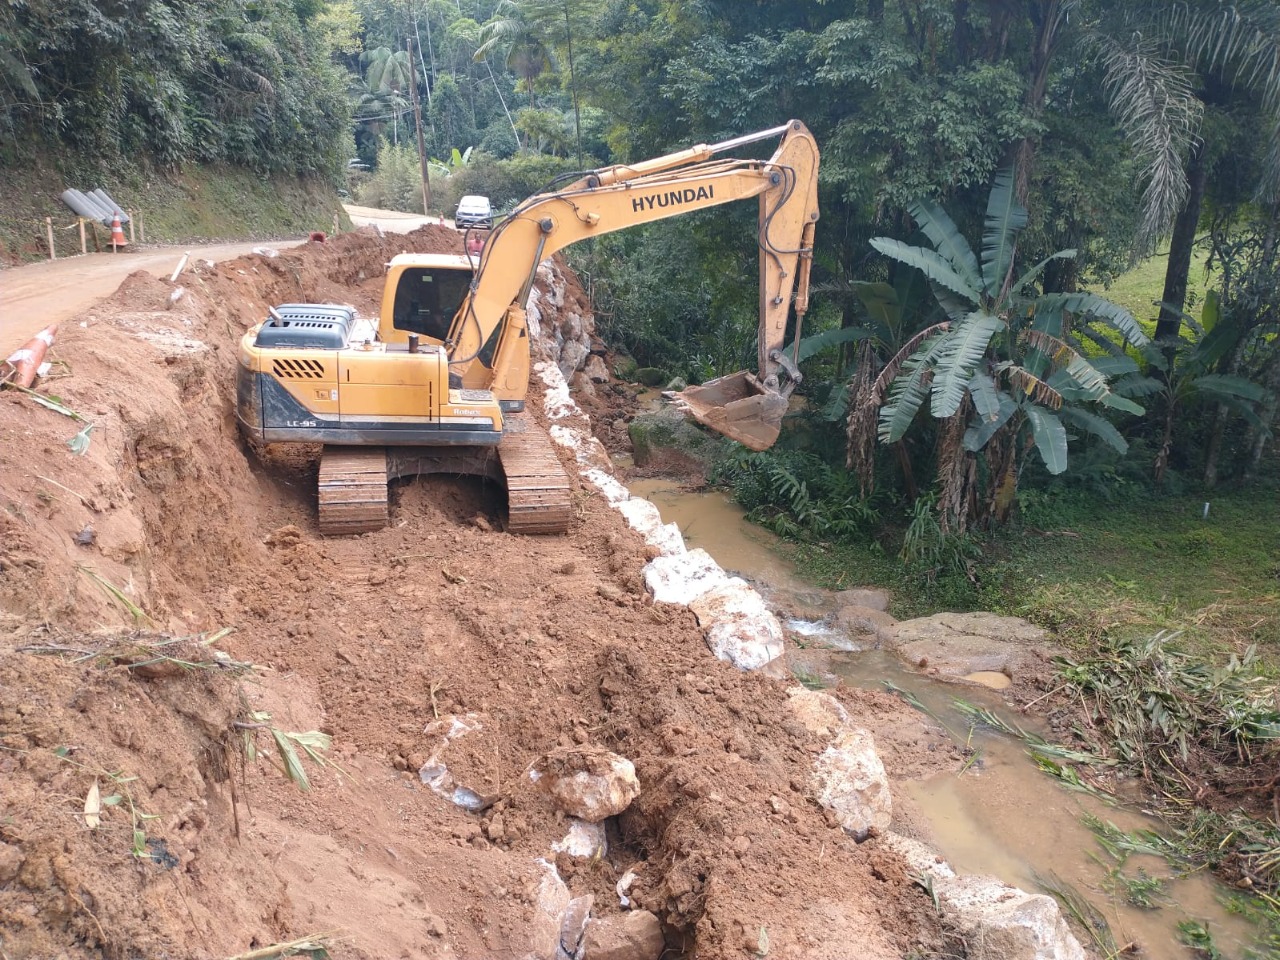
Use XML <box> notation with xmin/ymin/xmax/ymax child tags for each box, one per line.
<box><xmin>236</xmin><ymin>119</ymin><xmax>819</xmax><ymax>535</ymax></box>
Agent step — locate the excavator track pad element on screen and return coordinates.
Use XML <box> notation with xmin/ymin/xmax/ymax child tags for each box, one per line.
<box><xmin>316</xmin><ymin>414</ymin><xmax>571</xmax><ymax>536</ymax></box>
<box><xmin>674</xmin><ymin>371</ymin><xmax>788</xmax><ymax>452</ymax></box>
<box><xmin>497</xmin><ymin>412</ymin><xmax>573</xmax><ymax>534</ymax></box>
<box><xmin>318</xmin><ymin>447</ymin><xmax>390</xmax><ymax>535</ymax></box>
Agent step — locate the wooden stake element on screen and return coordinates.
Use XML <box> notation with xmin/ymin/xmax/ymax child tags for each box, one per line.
<box><xmin>138</xmin><ymin>213</ymin><xmax>145</xmax><ymax>243</ymax></box>
<box><xmin>45</xmin><ymin>217</ymin><xmax>55</xmax><ymax>260</ymax></box>
<box><xmin>333</xmin><ymin>212</ymin><xmax>340</xmax><ymax>235</ymax></box>
<box><xmin>128</xmin><ymin>211</ymin><xmax>135</xmax><ymax>244</ymax></box>
<box><xmin>78</xmin><ymin>218</ymin><xmax>86</xmax><ymax>255</ymax></box>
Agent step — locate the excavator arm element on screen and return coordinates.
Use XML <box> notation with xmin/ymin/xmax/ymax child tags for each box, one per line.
<box><xmin>446</xmin><ymin>119</ymin><xmax>820</xmax><ymax>450</ymax></box>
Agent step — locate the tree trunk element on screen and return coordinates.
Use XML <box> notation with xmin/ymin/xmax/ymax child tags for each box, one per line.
<box><xmin>563</xmin><ymin>1</ymin><xmax>583</xmax><ymax>168</ymax></box>
<box><xmin>1155</xmin><ymin>141</ymin><xmax>1210</xmax><ymax>343</ymax></box>
<box><xmin>1011</xmin><ymin>0</ymin><xmax>1062</xmax><ymax>201</ymax></box>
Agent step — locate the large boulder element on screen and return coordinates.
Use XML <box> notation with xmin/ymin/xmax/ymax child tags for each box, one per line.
<box><xmin>689</xmin><ymin>578</ymin><xmax>784</xmax><ymax>671</ymax></box>
<box><xmin>642</xmin><ymin>549</ymin><xmax>728</xmax><ymax>605</ymax></box>
<box><xmin>886</xmin><ymin>612</ymin><xmax>1051</xmax><ymax>681</ymax></box>
<box><xmin>810</xmin><ymin>728</ymin><xmax>892</xmax><ymax>840</ymax></box>
<box><xmin>786</xmin><ymin>686</ymin><xmax>851</xmax><ymax>738</ymax></box>
<box><xmin>581</xmin><ymin>910</ymin><xmax>665</xmax><ymax>960</ymax></box>
<box><xmin>934</xmin><ymin>876</ymin><xmax>1086</xmax><ymax>960</ymax></box>
<box><xmin>535</xmin><ymin>747</ymin><xmax>640</xmax><ymax>822</ymax></box>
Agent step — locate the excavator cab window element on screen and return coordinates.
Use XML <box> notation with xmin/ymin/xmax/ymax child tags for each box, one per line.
<box><xmin>392</xmin><ymin>267</ymin><xmax>471</xmax><ymax>344</ymax></box>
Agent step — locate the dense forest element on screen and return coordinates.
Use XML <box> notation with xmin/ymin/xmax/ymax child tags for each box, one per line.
<box><xmin>3</xmin><ymin>0</ymin><xmax>1278</xmax><ymax>539</ymax></box>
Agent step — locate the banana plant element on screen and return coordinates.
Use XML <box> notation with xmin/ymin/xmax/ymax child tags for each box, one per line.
<box><xmin>1109</xmin><ymin>293</ymin><xmax>1270</xmax><ymax>483</ymax></box>
<box><xmin>869</xmin><ymin>168</ymin><xmax>1151</xmax><ymax>476</ymax></box>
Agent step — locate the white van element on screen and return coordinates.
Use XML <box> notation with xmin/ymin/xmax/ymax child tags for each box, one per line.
<box><xmin>455</xmin><ymin>195</ymin><xmax>493</xmax><ymax>229</ymax></box>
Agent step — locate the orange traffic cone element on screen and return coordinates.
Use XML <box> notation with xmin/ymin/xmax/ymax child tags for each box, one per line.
<box><xmin>110</xmin><ymin>212</ymin><xmax>126</xmax><ymax>250</ymax></box>
<box><xmin>2</xmin><ymin>324</ymin><xmax>58</xmax><ymax>388</ymax></box>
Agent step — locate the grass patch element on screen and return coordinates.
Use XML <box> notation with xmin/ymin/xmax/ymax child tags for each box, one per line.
<box><xmin>0</xmin><ymin>150</ymin><xmax>348</xmax><ymax>264</ymax></box>
<box><xmin>784</xmin><ymin>482</ymin><xmax>1280</xmax><ymax>654</ymax></box>
<box><xmin>1083</xmin><ymin>241</ymin><xmax>1213</xmax><ymax>334</ymax></box>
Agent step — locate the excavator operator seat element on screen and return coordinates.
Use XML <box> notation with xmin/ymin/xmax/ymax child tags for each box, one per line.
<box><xmin>392</xmin><ymin>266</ymin><xmax>471</xmax><ymax>344</ymax></box>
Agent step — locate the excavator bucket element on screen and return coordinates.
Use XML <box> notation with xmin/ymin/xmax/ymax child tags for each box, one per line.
<box><xmin>673</xmin><ymin>371</ymin><xmax>789</xmax><ymax>452</ymax></box>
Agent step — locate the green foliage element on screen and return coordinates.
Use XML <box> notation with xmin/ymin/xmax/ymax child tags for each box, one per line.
<box><xmin>1</xmin><ymin>0</ymin><xmax>351</xmax><ymax>176</ymax></box>
<box><xmin>872</xmin><ymin>168</ymin><xmax>1149</xmax><ymax>481</ymax></box>
<box><xmin>1057</xmin><ymin>631</ymin><xmax>1280</xmax><ymax>768</ymax></box>
<box><xmin>898</xmin><ymin>497</ymin><xmax>982</xmax><ymax>582</ymax></box>
<box><xmin>713</xmin><ymin>449</ymin><xmax>877</xmax><ymax>543</ymax></box>
<box><xmin>355</xmin><ymin>141</ymin><xmax>424</xmax><ymax>212</ymax></box>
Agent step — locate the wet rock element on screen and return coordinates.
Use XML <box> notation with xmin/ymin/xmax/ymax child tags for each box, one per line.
<box><xmin>934</xmin><ymin>875</ymin><xmax>1086</xmax><ymax>960</ymax></box>
<box><xmin>582</xmin><ymin>909</ymin><xmax>665</xmax><ymax>960</ymax></box>
<box><xmin>887</xmin><ymin>612</ymin><xmax>1050</xmax><ymax>681</ymax></box>
<box><xmin>642</xmin><ymin>549</ymin><xmax>728</xmax><ymax>605</ymax></box>
<box><xmin>834</xmin><ymin>604</ymin><xmax>897</xmax><ymax>645</ymax></box>
<box><xmin>688</xmin><ymin>579</ymin><xmax>784</xmax><ymax>671</ymax></box>
<box><xmin>584</xmin><ymin>355</ymin><xmax>610</xmax><ymax>383</ymax></box>
<box><xmin>552</xmin><ymin>819</ymin><xmax>607</xmax><ymax>859</ymax></box>
<box><xmin>834</xmin><ymin>587</ymin><xmax>892</xmax><ymax>612</ymax></box>
<box><xmin>536</xmin><ymin>747</ymin><xmax>640</xmax><ymax>822</ymax></box>
<box><xmin>811</xmin><ymin>728</ymin><xmax>891</xmax><ymax>840</ymax></box>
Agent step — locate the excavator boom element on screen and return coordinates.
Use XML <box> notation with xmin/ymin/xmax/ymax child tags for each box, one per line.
<box><xmin>448</xmin><ymin>120</ymin><xmax>819</xmax><ymax>449</ymax></box>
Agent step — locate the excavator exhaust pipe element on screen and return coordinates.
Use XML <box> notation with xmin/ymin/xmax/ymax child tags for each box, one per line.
<box><xmin>673</xmin><ymin>371</ymin><xmax>789</xmax><ymax>452</ymax></box>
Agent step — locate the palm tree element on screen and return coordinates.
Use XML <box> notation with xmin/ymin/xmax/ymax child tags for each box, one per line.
<box><xmin>1088</xmin><ymin>2</ymin><xmax>1280</xmax><ymax>341</ymax></box>
<box><xmin>864</xmin><ymin>169</ymin><xmax>1150</xmax><ymax>531</ymax></box>
<box><xmin>357</xmin><ymin>47</ymin><xmax>413</xmax><ymax>143</ymax></box>
<box><xmin>474</xmin><ymin>0</ymin><xmax>602</xmax><ymax>165</ymax></box>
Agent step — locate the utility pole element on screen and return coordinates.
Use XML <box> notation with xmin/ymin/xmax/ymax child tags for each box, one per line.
<box><xmin>407</xmin><ymin>38</ymin><xmax>432</xmax><ymax>216</ymax></box>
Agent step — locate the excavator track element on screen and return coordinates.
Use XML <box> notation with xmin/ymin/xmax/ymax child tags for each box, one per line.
<box><xmin>497</xmin><ymin>412</ymin><xmax>573</xmax><ymax>534</ymax></box>
<box><xmin>318</xmin><ymin>447</ymin><xmax>389</xmax><ymax>535</ymax></box>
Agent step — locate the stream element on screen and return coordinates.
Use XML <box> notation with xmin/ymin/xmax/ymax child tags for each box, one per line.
<box><xmin>627</xmin><ymin>477</ymin><xmax>1260</xmax><ymax>959</ymax></box>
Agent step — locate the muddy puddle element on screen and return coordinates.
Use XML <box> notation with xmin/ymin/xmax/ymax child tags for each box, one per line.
<box><xmin>625</xmin><ymin>475</ymin><xmax>1262</xmax><ymax>959</ymax></box>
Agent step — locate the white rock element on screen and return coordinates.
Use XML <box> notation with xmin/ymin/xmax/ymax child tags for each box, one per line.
<box><xmin>525</xmin><ymin>859</ymin><xmax>571</xmax><ymax>960</ymax></box>
<box><xmin>880</xmin><ymin>832</ymin><xmax>955</xmax><ymax>881</ymax></box>
<box><xmin>417</xmin><ymin>713</ymin><xmax>489</xmax><ymax>810</ymax></box>
<box><xmin>934</xmin><ymin>876</ymin><xmax>1086</xmax><ymax>960</ymax></box>
<box><xmin>538</xmin><ymin>747</ymin><xmax>640</xmax><ymax>822</ymax></box>
<box><xmin>811</xmin><ymin>728</ymin><xmax>892</xmax><ymax>840</ymax></box>
<box><xmin>786</xmin><ymin>687</ymin><xmax>851</xmax><ymax>738</ymax></box>
<box><xmin>552</xmin><ymin>818</ymin><xmax>608</xmax><ymax>859</ymax></box>
<box><xmin>690</xmin><ymin>579</ymin><xmax>784</xmax><ymax>670</ymax></box>
<box><xmin>618</xmin><ymin>499</ymin><xmax>685</xmax><ymax>557</ymax></box>
<box><xmin>642</xmin><ymin>549</ymin><xmax>728</xmax><ymax>605</ymax></box>
<box><xmin>583</xmin><ymin>469</ymin><xmax>630</xmax><ymax>504</ymax></box>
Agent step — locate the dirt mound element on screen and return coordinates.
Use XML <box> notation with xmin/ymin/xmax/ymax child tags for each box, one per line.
<box><xmin>0</xmin><ymin>229</ymin><xmax>950</xmax><ymax>959</ymax></box>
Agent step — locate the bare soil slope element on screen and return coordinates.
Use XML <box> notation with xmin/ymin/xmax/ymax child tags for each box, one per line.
<box><xmin>0</xmin><ymin>229</ymin><xmax>950</xmax><ymax>959</ymax></box>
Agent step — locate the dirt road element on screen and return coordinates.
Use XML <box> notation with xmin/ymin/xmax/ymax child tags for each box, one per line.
<box><xmin>0</xmin><ymin>241</ymin><xmax>303</xmax><ymax>357</ymax></box>
<box><xmin>1</xmin><ymin>204</ymin><xmax>440</xmax><ymax>357</ymax></box>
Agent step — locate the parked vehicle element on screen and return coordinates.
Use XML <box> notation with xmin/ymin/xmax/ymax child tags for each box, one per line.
<box><xmin>454</xmin><ymin>195</ymin><xmax>493</xmax><ymax>229</ymax></box>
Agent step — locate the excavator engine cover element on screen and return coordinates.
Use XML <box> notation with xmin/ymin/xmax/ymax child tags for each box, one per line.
<box><xmin>675</xmin><ymin>371</ymin><xmax>788</xmax><ymax>452</ymax></box>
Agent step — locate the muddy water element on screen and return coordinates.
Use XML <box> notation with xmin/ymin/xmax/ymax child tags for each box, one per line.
<box><xmin>626</xmin><ymin>478</ymin><xmax>811</xmax><ymax>594</ymax></box>
<box><xmin>626</xmin><ymin>476</ymin><xmax>1260</xmax><ymax>959</ymax></box>
<box><xmin>834</xmin><ymin>652</ymin><xmax>1257</xmax><ymax>960</ymax></box>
